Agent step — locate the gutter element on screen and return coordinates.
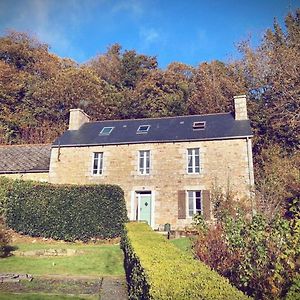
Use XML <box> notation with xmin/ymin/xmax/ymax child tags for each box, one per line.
<box><xmin>0</xmin><ymin>169</ymin><xmax>49</xmax><ymax>174</ymax></box>
<box><xmin>52</xmin><ymin>135</ymin><xmax>254</xmax><ymax>148</ymax></box>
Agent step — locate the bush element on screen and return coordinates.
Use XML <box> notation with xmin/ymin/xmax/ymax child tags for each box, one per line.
<box><xmin>4</xmin><ymin>179</ymin><xmax>128</xmax><ymax>241</ymax></box>
<box><xmin>194</xmin><ymin>211</ymin><xmax>300</xmax><ymax>299</ymax></box>
<box><xmin>0</xmin><ymin>177</ymin><xmax>14</xmax><ymax>217</ymax></box>
<box><xmin>0</xmin><ymin>216</ymin><xmax>11</xmax><ymax>257</ymax></box>
<box><xmin>121</xmin><ymin>222</ymin><xmax>250</xmax><ymax>300</ymax></box>
<box><xmin>285</xmin><ymin>274</ymin><xmax>300</xmax><ymax>300</ymax></box>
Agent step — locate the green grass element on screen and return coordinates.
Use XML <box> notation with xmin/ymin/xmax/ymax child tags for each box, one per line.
<box><xmin>170</xmin><ymin>237</ymin><xmax>193</xmax><ymax>253</ymax></box>
<box><xmin>0</xmin><ymin>242</ymin><xmax>124</xmax><ymax>276</ymax></box>
<box><xmin>0</xmin><ymin>293</ymin><xmax>96</xmax><ymax>300</ymax></box>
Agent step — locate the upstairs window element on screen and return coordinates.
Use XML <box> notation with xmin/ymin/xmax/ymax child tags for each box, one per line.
<box><xmin>99</xmin><ymin>127</ymin><xmax>114</xmax><ymax>136</ymax></box>
<box><xmin>188</xmin><ymin>191</ymin><xmax>202</xmax><ymax>217</ymax></box>
<box><xmin>137</xmin><ymin>125</ymin><xmax>150</xmax><ymax>134</ymax></box>
<box><xmin>193</xmin><ymin>121</ymin><xmax>206</xmax><ymax>130</ymax></box>
<box><xmin>139</xmin><ymin>150</ymin><xmax>150</xmax><ymax>175</ymax></box>
<box><xmin>92</xmin><ymin>152</ymin><xmax>103</xmax><ymax>175</ymax></box>
<box><xmin>187</xmin><ymin>148</ymin><xmax>200</xmax><ymax>174</ymax></box>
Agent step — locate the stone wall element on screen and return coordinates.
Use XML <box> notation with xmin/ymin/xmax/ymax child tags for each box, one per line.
<box><xmin>49</xmin><ymin>139</ymin><xmax>253</xmax><ymax>229</ymax></box>
<box><xmin>0</xmin><ymin>172</ymin><xmax>49</xmax><ymax>182</ymax></box>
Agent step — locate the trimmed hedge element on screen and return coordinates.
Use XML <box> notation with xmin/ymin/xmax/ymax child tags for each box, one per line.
<box><xmin>121</xmin><ymin>222</ymin><xmax>251</xmax><ymax>300</ymax></box>
<box><xmin>4</xmin><ymin>179</ymin><xmax>128</xmax><ymax>241</ymax></box>
<box><xmin>0</xmin><ymin>177</ymin><xmax>14</xmax><ymax>217</ymax></box>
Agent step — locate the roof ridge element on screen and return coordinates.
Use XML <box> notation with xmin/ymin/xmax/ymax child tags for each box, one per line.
<box><xmin>89</xmin><ymin>112</ymin><xmax>232</xmax><ymax>124</ymax></box>
<box><xmin>0</xmin><ymin>143</ymin><xmax>51</xmax><ymax>148</ymax></box>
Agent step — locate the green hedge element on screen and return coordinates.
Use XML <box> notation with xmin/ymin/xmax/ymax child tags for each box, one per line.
<box><xmin>0</xmin><ymin>177</ymin><xmax>14</xmax><ymax>217</ymax></box>
<box><xmin>285</xmin><ymin>274</ymin><xmax>300</xmax><ymax>300</ymax></box>
<box><xmin>4</xmin><ymin>179</ymin><xmax>128</xmax><ymax>241</ymax></box>
<box><xmin>121</xmin><ymin>222</ymin><xmax>251</xmax><ymax>300</ymax></box>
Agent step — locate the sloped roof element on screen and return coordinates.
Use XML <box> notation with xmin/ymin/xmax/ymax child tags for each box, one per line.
<box><xmin>53</xmin><ymin>113</ymin><xmax>252</xmax><ymax>148</ymax></box>
<box><xmin>0</xmin><ymin>144</ymin><xmax>51</xmax><ymax>174</ymax></box>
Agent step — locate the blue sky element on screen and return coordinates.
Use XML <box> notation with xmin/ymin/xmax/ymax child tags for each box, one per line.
<box><xmin>0</xmin><ymin>0</ymin><xmax>299</xmax><ymax>68</ymax></box>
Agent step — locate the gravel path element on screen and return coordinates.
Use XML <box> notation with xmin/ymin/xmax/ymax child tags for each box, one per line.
<box><xmin>100</xmin><ymin>276</ymin><xmax>128</xmax><ymax>300</ymax></box>
<box><xmin>0</xmin><ymin>275</ymin><xmax>128</xmax><ymax>299</ymax></box>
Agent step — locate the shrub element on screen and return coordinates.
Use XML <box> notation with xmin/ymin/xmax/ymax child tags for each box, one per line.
<box><xmin>4</xmin><ymin>179</ymin><xmax>128</xmax><ymax>241</ymax></box>
<box><xmin>0</xmin><ymin>177</ymin><xmax>14</xmax><ymax>217</ymax></box>
<box><xmin>121</xmin><ymin>222</ymin><xmax>250</xmax><ymax>300</ymax></box>
<box><xmin>285</xmin><ymin>274</ymin><xmax>300</xmax><ymax>300</ymax></box>
<box><xmin>194</xmin><ymin>211</ymin><xmax>300</xmax><ymax>299</ymax></box>
<box><xmin>0</xmin><ymin>216</ymin><xmax>11</xmax><ymax>257</ymax></box>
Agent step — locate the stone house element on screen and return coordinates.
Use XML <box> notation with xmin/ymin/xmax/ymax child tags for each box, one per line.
<box><xmin>49</xmin><ymin>95</ymin><xmax>254</xmax><ymax>229</ymax></box>
<box><xmin>0</xmin><ymin>95</ymin><xmax>254</xmax><ymax>229</ymax></box>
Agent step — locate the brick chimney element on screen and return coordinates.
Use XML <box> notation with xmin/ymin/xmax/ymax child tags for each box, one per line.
<box><xmin>234</xmin><ymin>95</ymin><xmax>248</xmax><ymax>120</ymax></box>
<box><xmin>68</xmin><ymin>109</ymin><xmax>90</xmax><ymax>130</ymax></box>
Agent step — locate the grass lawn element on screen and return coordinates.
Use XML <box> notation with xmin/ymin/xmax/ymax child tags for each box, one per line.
<box><xmin>0</xmin><ymin>242</ymin><xmax>124</xmax><ymax>276</ymax></box>
<box><xmin>0</xmin><ymin>240</ymin><xmax>125</xmax><ymax>299</ymax></box>
<box><xmin>170</xmin><ymin>237</ymin><xmax>193</xmax><ymax>253</ymax></box>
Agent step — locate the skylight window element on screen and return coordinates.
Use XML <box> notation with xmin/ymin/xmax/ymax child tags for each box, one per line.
<box><xmin>137</xmin><ymin>125</ymin><xmax>150</xmax><ymax>134</ymax></box>
<box><xmin>99</xmin><ymin>127</ymin><xmax>114</xmax><ymax>136</ymax></box>
<box><xmin>193</xmin><ymin>121</ymin><xmax>206</xmax><ymax>130</ymax></box>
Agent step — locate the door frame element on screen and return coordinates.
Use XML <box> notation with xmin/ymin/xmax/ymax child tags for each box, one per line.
<box><xmin>131</xmin><ymin>190</ymin><xmax>155</xmax><ymax>228</ymax></box>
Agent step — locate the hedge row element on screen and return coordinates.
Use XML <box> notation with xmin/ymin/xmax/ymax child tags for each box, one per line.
<box><xmin>3</xmin><ymin>179</ymin><xmax>128</xmax><ymax>241</ymax></box>
<box><xmin>121</xmin><ymin>222</ymin><xmax>251</xmax><ymax>300</ymax></box>
<box><xmin>0</xmin><ymin>177</ymin><xmax>13</xmax><ymax>216</ymax></box>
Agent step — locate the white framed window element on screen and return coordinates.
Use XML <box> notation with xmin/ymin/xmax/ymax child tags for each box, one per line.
<box><xmin>188</xmin><ymin>191</ymin><xmax>202</xmax><ymax>217</ymax></box>
<box><xmin>99</xmin><ymin>127</ymin><xmax>114</xmax><ymax>136</ymax></box>
<box><xmin>139</xmin><ymin>150</ymin><xmax>150</xmax><ymax>175</ymax></box>
<box><xmin>92</xmin><ymin>152</ymin><xmax>103</xmax><ymax>175</ymax></box>
<box><xmin>187</xmin><ymin>148</ymin><xmax>200</xmax><ymax>174</ymax></box>
<box><xmin>193</xmin><ymin>121</ymin><xmax>206</xmax><ymax>130</ymax></box>
<box><xmin>137</xmin><ymin>125</ymin><xmax>150</xmax><ymax>134</ymax></box>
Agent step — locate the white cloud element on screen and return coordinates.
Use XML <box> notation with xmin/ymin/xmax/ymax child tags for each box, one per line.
<box><xmin>140</xmin><ymin>27</ymin><xmax>159</xmax><ymax>45</ymax></box>
<box><xmin>112</xmin><ymin>0</ymin><xmax>144</xmax><ymax>16</ymax></box>
<box><xmin>0</xmin><ymin>0</ymin><xmax>90</xmax><ymax>61</ymax></box>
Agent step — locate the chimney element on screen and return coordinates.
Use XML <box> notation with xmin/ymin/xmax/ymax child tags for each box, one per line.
<box><xmin>234</xmin><ymin>95</ymin><xmax>248</xmax><ymax>120</ymax></box>
<box><xmin>68</xmin><ymin>108</ymin><xmax>90</xmax><ymax>130</ymax></box>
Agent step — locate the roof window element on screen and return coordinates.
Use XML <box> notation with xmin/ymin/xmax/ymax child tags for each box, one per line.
<box><xmin>193</xmin><ymin>121</ymin><xmax>206</xmax><ymax>130</ymax></box>
<box><xmin>137</xmin><ymin>125</ymin><xmax>150</xmax><ymax>134</ymax></box>
<box><xmin>99</xmin><ymin>127</ymin><xmax>114</xmax><ymax>136</ymax></box>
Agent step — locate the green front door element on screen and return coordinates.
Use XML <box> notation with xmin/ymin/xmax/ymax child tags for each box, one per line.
<box><xmin>139</xmin><ymin>194</ymin><xmax>152</xmax><ymax>225</ymax></box>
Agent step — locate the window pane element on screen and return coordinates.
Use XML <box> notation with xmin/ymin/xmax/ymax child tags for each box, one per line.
<box><xmin>188</xmin><ymin>191</ymin><xmax>194</xmax><ymax>217</ymax></box>
<box><xmin>93</xmin><ymin>152</ymin><xmax>103</xmax><ymax>175</ymax></box>
<box><xmin>139</xmin><ymin>157</ymin><xmax>144</xmax><ymax>173</ymax></box>
<box><xmin>139</xmin><ymin>150</ymin><xmax>150</xmax><ymax>174</ymax></box>
<box><xmin>195</xmin><ymin>191</ymin><xmax>201</xmax><ymax>213</ymax></box>
<box><xmin>99</xmin><ymin>153</ymin><xmax>103</xmax><ymax>174</ymax></box>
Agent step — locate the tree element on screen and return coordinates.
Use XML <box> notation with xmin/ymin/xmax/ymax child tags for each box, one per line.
<box><xmin>239</xmin><ymin>10</ymin><xmax>300</xmax><ymax>154</ymax></box>
<box><xmin>188</xmin><ymin>60</ymin><xmax>246</xmax><ymax>115</ymax></box>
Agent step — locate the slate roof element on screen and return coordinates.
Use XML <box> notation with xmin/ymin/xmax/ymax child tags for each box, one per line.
<box><xmin>0</xmin><ymin>144</ymin><xmax>51</xmax><ymax>174</ymax></box>
<box><xmin>53</xmin><ymin>113</ymin><xmax>252</xmax><ymax>148</ymax></box>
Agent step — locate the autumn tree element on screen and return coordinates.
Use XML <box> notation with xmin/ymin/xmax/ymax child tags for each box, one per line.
<box><xmin>239</xmin><ymin>10</ymin><xmax>300</xmax><ymax>154</ymax></box>
<box><xmin>188</xmin><ymin>60</ymin><xmax>246</xmax><ymax>115</ymax></box>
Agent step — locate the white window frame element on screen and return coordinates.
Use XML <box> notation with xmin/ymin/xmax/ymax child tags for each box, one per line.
<box><xmin>99</xmin><ymin>127</ymin><xmax>114</xmax><ymax>136</ymax></box>
<box><xmin>139</xmin><ymin>150</ymin><xmax>150</xmax><ymax>175</ymax></box>
<box><xmin>92</xmin><ymin>152</ymin><xmax>103</xmax><ymax>175</ymax></box>
<box><xmin>187</xmin><ymin>190</ymin><xmax>202</xmax><ymax>217</ymax></box>
<box><xmin>137</xmin><ymin>125</ymin><xmax>150</xmax><ymax>134</ymax></box>
<box><xmin>187</xmin><ymin>148</ymin><xmax>200</xmax><ymax>174</ymax></box>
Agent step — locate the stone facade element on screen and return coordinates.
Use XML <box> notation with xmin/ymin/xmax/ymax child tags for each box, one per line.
<box><xmin>0</xmin><ymin>172</ymin><xmax>49</xmax><ymax>181</ymax></box>
<box><xmin>49</xmin><ymin>138</ymin><xmax>254</xmax><ymax>229</ymax></box>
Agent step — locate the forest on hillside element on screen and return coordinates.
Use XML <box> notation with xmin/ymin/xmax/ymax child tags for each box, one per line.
<box><xmin>0</xmin><ymin>9</ymin><xmax>299</xmax><ymax>207</ymax></box>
